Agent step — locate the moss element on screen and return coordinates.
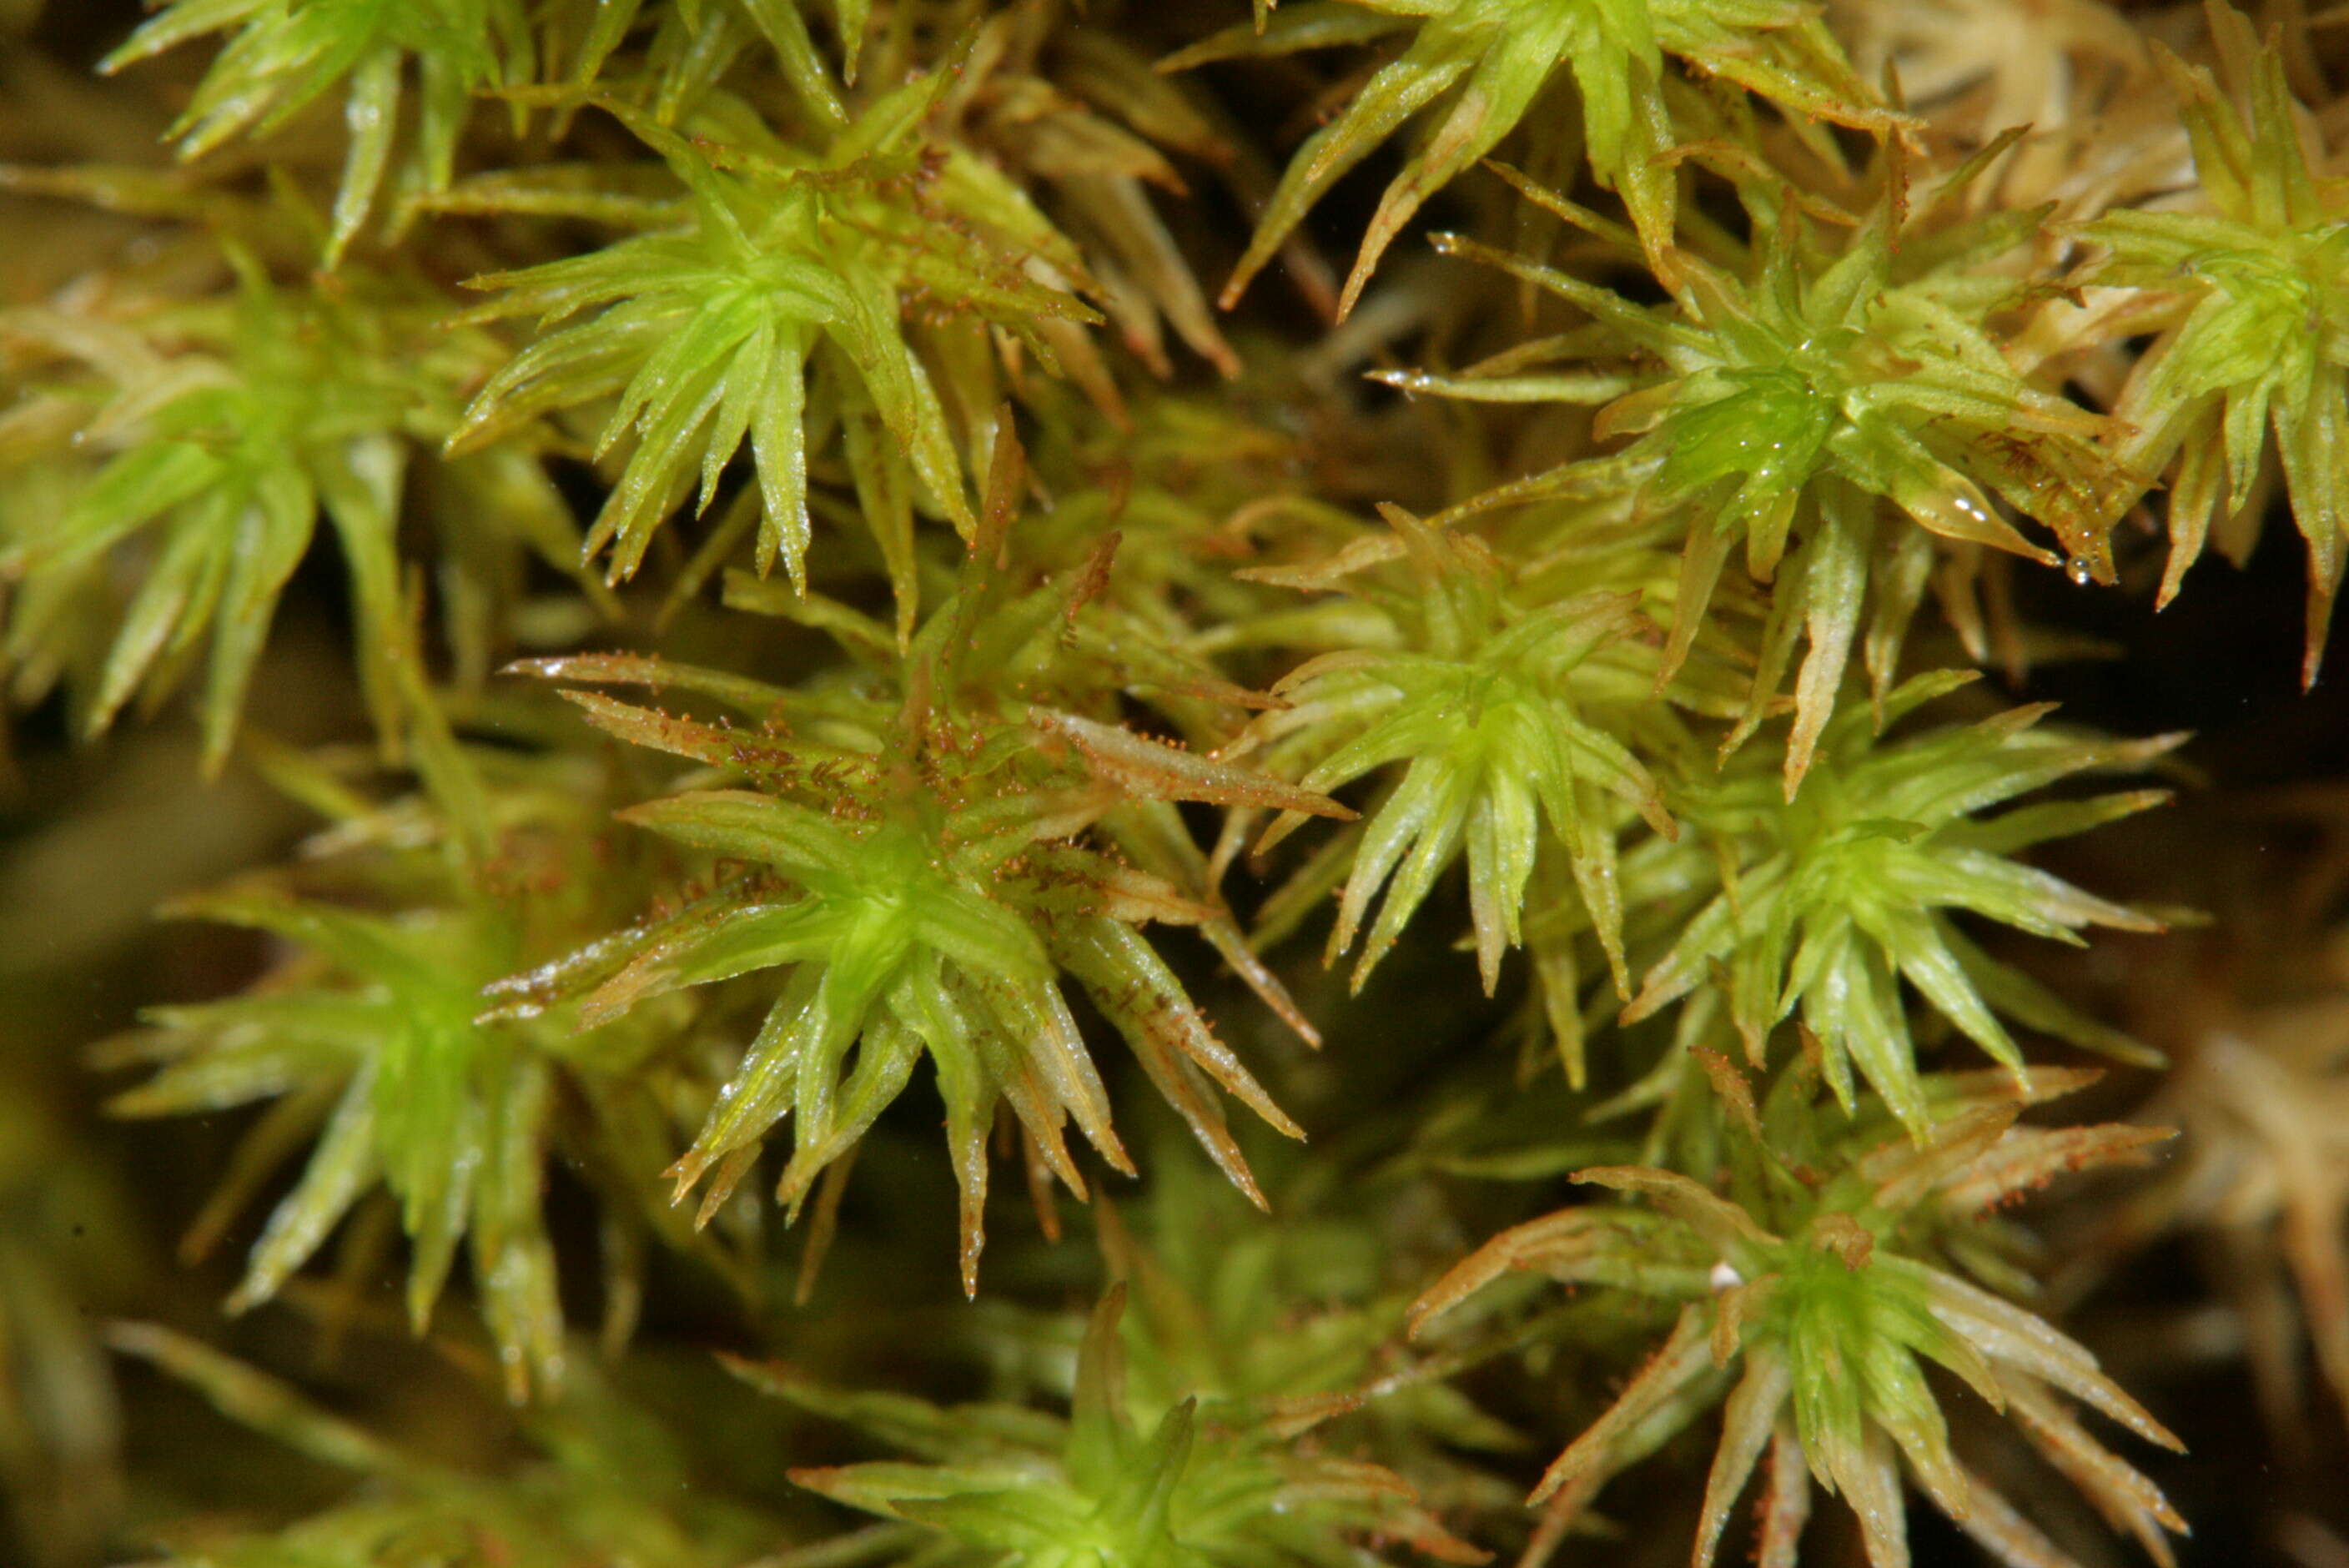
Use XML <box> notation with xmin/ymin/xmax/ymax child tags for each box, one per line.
<box><xmin>4</xmin><ymin>2</ymin><xmax>2349</xmax><ymax>1565</ymax></box>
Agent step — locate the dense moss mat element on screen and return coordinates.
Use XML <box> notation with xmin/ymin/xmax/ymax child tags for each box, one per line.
<box><xmin>6</xmin><ymin>2</ymin><xmax>2349</xmax><ymax>1565</ymax></box>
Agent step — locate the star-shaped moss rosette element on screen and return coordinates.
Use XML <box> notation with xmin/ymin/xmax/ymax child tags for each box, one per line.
<box><xmin>2070</xmin><ymin>5</ymin><xmax>2349</xmax><ymax>681</ymax></box>
<box><xmin>489</xmin><ymin>465</ymin><xmax>1351</xmax><ymax>1289</ymax></box>
<box><xmin>715</xmin><ymin>420</ymin><xmax>1326</xmax><ymax>1048</ymax></box>
<box><xmin>98</xmin><ymin>771</ymin><xmax>687</xmax><ymax>1401</ymax></box>
<box><xmin>734</xmin><ymin>1285</ymin><xmax>1488</xmax><ymax>1568</ymax></box>
<box><xmin>483</xmin><ymin>682</ymin><xmax>1340</xmax><ymax>1292</ymax></box>
<box><xmin>445</xmin><ymin>77</ymin><xmax>1101</xmax><ymax>611</ymax></box>
<box><xmin>98</xmin><ymin>0</ymin><xmax>533</xmax><ymax>263</ymax></box>
<box><xmin>1398</xmin><ymin>158</ymin><xmax>2136</xmax><ymax>791</ymax></box>
<box><xmin>0</xmin><ymin>248</ymin><xmax>551</xmax><ymax>782</ymax></box>
<box><xmin>1164</xmin><ymin>0</ymin><xmax>1892</xmax><ymax>315</ymax></box>
<box><xmin>1227</xmin><ymin>505</ymin><xmax>1675</xmax><ymax>1010</ymax></box>
<box><xmin>1409</xmin><ymin>1067</ymin><xmax>2185</xmax><ymax>1568</ymax></box>
<box><xmin>1620</xmin><ymin>671</ymin><xmax>2174</xmax><ymax>1137</ymax></box>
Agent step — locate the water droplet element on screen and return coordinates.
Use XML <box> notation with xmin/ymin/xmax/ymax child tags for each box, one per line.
<box><xmin>2065</xmin><ymin>556</ymin><xmax>2092</xmax><ymax>586</ymax></box>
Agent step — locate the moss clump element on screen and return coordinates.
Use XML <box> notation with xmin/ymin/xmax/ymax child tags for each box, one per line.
<box><xmin>7</xmin><ymin>3</ymin><xmax>2349</xmax><ymax>1567</ymax></box>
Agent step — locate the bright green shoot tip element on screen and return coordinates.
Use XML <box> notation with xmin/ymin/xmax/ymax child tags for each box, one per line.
<box><xmin>1411</xmin><ymin>1072</ymin><xmax>2185</xmax><ymax>1568</ymax></box>
<box><xmin>2076</xmin><ymin>2</ymin><xmax>2349</xmax><ymax>683</ymax></box>
<box><xmin>1420</xmin><ymin>162</ymin><xmax>2133</xmax><ymax>792</ymax></box>
<box><xmin>489</xmin><ymin>632</ymin><xmax>1342</xmax><ymax>1294</ymax></box>
<box><xmin>1236</xmin><ymin>505</ymin><xmax>1672</xmax><ymax>1000</ymax></box>
<box><xmin>1</xmin><ymin>255</ymin><xmax>461</xmax><ymax>776</ymax></box>
<box><xmin>1167</xmin><ymin>0</ymin><xmax>1891</xmax><ymax>317</ymax></box>
<box><xmin>113</xmin><ymin>889</ymin><xmax>571</xmax><ymax>1400</ymax></box>
<box><xmin>447</xmin><ymin>79</ymin><xmax>1098</xmax><ymax>597</ymax></box>
<box><xmin>100</xmin><ymin>0</ymin><xmax>531</xmax><ymax>264</ymax></box>
<box><xmin>1622</xmin><ymin>673</ymin><xmax>2176</xmax><ymax>1137</ymax></box>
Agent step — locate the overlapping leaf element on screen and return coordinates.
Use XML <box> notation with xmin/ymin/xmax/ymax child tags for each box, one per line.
<box><xmin>1411</xmin><ymin>159</ymin><xmax>2135</xmax><ymax>790</ymax></box>
<box><xmin>448</xmin><ymin>79</ymin><xmax>1099</xmax><ymax>609</ymax></box>
<box><xmin>1411</xmin><ymin>1068</ymin><xmax>2183</xmax><ymax>1568</ymax></box>
<box><xmin>2072</xmin><ymin>7</ymin><xmax>2349</xmax><ymax>679</ymax></box>
<box><xmin>1620</xmin><ymin>672</ymin><xmax>2174</xmax><ymax>1135</ymax></box>
<box><xmin>567</xmin><ymin>0</ymin><xmax>870</xmax><ymax>124</ymax></box>
<box><xmin>737</xmin><ymin>1286</ymin><xmax>1486</xmax><ymax>1567</ymax></box>
<box><xmin>490</xmin><ymin>470</ymin><xmax>1349</xmax><ymax>1290</ymax></box>
<box><xmin>1167</xmin><ymin>0</ymin><xmax>1890</xmax><ymax>314</ymax></box>
<box><xmin>0</xmin><ymin>251</ymin><xmax>546</xmax><ymax>779</ymax></box>
<box><xmin>100</xmin><ymin>0</ymin><xmax>532</xmax><ymax>261</ymax></box>
<box><xmin>1233</xmin><ymin>505</ymin><xmax>1672</xmax><ymax>1003</ymax></box>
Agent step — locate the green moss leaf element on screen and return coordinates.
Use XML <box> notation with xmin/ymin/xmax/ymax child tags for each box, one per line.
<box><xmin>1171</xmin><ymin>0</ymin><xmax>1891</xmax><ymax>314</ymax></box>
<box><xmin>1411</xmin><ymin>1070</ymin><xmax>2182</xmax><ymax>1568</ymax></box>
<box><xmin>449</xmin><ymin>83</ymin><xmax>1099</xmax><ymax>601</ymax></box>
<box><xmin>1621</xmin><ymin>675</ymin><xmax>2174</xmax><ymax>1135</ymax></box>
<box><xmin>100</xmin><ymin>0</ymin><xmax>531</xmax><ymax>262</ymax></box>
